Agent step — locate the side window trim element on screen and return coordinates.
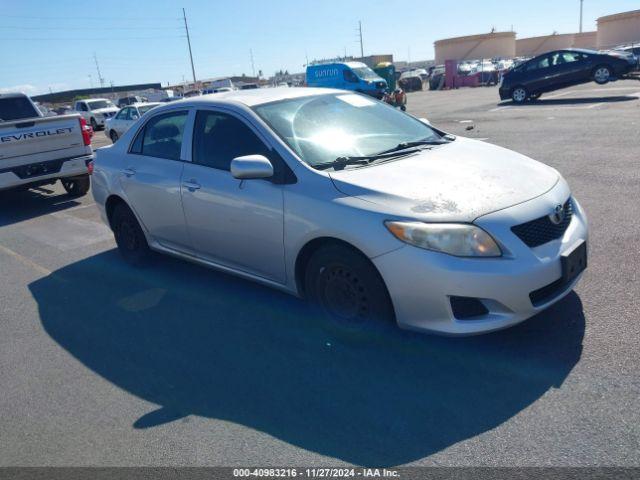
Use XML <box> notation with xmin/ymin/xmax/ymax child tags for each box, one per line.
<box><xmin>190</xmin><ymin>107</ymin><xmax>295</xmax><ymax>184</ymax></box>
<box><xmin>127</xmin><ymin>108</ymin><xmax>193</xmax><ymax>160</ymax></box>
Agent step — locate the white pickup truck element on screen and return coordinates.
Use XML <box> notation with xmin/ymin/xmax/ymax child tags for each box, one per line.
<box><xmin>73</xmin><ymin>98</ymin><xmax>119</xmax><ymax>131</ymax></box>
<box><xmin>0</xmin><ymin>92</ymin><xmax>93</xmax><ymax>196</ymax></box>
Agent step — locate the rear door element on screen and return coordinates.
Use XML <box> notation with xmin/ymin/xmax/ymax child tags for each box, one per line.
<box><xmin>119</xmin><ymin>109</ymin><xmax>192</xmax><ymax>252</ymax></box>
<box><xmin>180</xmin><ymin>108</ymin><xmax>286</xmax><ymax>283</ymax></box>
<box><xmin>550</xmin><ymin>51</ymin><xmax>589</xmax><ymax>86</ymax></box>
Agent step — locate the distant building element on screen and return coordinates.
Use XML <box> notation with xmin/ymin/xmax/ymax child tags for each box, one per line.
<box><xmin>32</xmin><ymin>83</ymin><xmax>162</xmax><ymax>104</ymax></box>
<box><xmin>434</xmin><ymin>32</ymin><xmax>516</xmax><ymax>64</ymax></box>
<box><xmin>516</xmin><ymin>32</ymin><xmax>597</xmax><ymax>57</ymax></box>
<box><xmin>597</xmin><ymin>9</ymin><xmax>640</xmax><ymax>48</ymax></box>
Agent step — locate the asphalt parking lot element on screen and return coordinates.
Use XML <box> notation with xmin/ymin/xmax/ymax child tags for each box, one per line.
<box><xmin>1</xmin><ymin>81</ymin><xmax>639</xmax><ymax>467</ymax></box>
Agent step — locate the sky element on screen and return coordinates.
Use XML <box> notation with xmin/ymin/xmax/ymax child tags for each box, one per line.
<box><xmin>1</xmin><ymin>0</ymin><xmax>638</xmax><ymax>95</ymax></box>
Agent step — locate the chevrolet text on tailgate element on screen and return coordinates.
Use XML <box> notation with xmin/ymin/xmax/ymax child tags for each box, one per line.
<box><xmin>0</xmin><ymin>92</ymin><xmax>93</xmax><ymax>196</ymax></box>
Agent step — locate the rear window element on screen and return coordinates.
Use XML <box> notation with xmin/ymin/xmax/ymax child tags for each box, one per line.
<box><xmin>0</xmin><ymin>96</ymin><xmax>39</xmax><ymax>122</ymax></box>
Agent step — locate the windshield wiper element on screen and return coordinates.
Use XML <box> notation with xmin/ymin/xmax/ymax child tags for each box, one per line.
<box><xmin>376</xmin><ymin>138</ymin><xmax>452</xmax><ymax>155</ymax></box>
<box><xmin>314</xmin><ymin>148</ymin><xmax>421</xmax><ymax>171</ymax></box>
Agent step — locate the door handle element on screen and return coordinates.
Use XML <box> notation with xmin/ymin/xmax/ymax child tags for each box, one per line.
<box><xmin>183</xmin><ymin>180</ymin><xmax>201</xmax><ymax>192</ymax></box>
<box><xmin>123</xmin><ymin>167</ymin><xmax>136</xmax><ymax>177</ymax></box>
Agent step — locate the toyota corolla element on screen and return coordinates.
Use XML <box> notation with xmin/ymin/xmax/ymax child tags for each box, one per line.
<box><xmin>91</xmin><ymin>88</ymin><xmax>588</xmax><ymax>335</ymax></box>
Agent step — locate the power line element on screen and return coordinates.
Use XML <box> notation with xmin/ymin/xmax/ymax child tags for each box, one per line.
<box><xmin>0</xmin><ymin>24</ymin><xmax>182</xmax><ymax>30</ymax></box>
<box><xmin>0</xmin><ymin>13</ymin><xmax>180</xmax><ymax>21</ymax></box>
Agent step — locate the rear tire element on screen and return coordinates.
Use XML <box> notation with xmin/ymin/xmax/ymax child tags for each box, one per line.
<box><xmin>511</xmin><ymin>86</ymin><xmax>528</xmax><ymax>103</ymax></box>
<box><xmin>109</xmin><ymin>130</ymin><xmax>118</xmax><ymax>143</ymax></box>
<box><xmin>112</xmin><ymin>203</ymin><xmax>150</xmax><ymax>266</ymax></box>
<box><xmin>593</xmin><ymin>65</ymin><xmax>613</xmax><ymax>85</ymax></box>
<box><xmin>61</xmin><ymin>175</ymin><xmax>90</xmax><ymax>197</ymax></box>
<box><xmin>304</xmin><ymin>244</ymin><xmax>394</xmax><ymax>335</ymax></box>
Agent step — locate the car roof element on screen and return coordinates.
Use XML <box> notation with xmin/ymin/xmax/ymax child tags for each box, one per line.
<box><xmin>131</xmin><ymin>102</ymin><xmax>161</xmax><ymax>107</ymax></box>
<box><xmin>0</xmin><ymin>92</ymin><xmax>29</xmax><ymax>99</ymax></box>
<box><xmin>85</xmin><ymin>98</ymin><xmax>111</xmax><ymax>102</ymax></box>
<box><xmin>168</xmin><ymin>87</ymin><xmax>345</xmax><ymax>108</ymax></box>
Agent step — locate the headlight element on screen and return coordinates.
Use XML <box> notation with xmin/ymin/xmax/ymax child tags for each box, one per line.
<box><xmin>384</xmin><ymin>221</ymin><xmax>502</xmax><ymax>257</ymax></box>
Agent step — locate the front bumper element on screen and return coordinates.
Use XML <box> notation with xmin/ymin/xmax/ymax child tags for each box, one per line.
<box><xmin>373</xmin><ymin>184</ymin><xmax>588</xmax><ymax>335</ymax></box>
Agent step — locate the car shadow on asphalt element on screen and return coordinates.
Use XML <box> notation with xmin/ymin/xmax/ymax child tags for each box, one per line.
<box><xmin>29</xmin><ymin>250</ymin><xmax>585</xmax><ymax>466</ymax></box>
<box><xmin>502</xmin><ymin>95</ymin><xmax>639</xmax><ymax>106</ymax></box>
<box><xmin>0</xmin><ymin>187</ymin><xmax>82</xmax><ymax>228</ymax></box>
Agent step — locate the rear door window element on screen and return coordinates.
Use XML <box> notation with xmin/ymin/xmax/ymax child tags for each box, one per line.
<box><xmin>137</xmin><ymin>111</ymin><xmax>188</xmax><ymax>160</ymax></box>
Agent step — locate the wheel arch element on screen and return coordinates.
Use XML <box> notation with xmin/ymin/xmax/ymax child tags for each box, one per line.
<box><xmin>294</xmin><ymin>236</ymin><xmax>386</xmax><ymax>298</ymax></box>
<box><xmin>105</xmin><ymin>194</ymin><xmax>129</xmax><ymax>229</ymax></box>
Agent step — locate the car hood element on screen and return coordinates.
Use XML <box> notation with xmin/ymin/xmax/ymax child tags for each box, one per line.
<box><xmin>328</xmin><ymin>137</ymin><xmax>559</xmax><ymax>222</ymax></box>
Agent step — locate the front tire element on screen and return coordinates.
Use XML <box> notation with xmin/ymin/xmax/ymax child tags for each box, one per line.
<box><xmin>90</xmin><ymin>117</ymin><xmax>99</xmax><ymax>131</ymax></box>
<box><xmin>511</xmin><ymin>86</ymin><xmax>528</xmax><ymax>103</ymax></box>
<box><xmin>593</xmin><ymin>65</ymin><xmax>613</xmax><ymax>85</ymax></box>
<box><xmin>112</xmin><ymin>203</ymin><xmax>150</xmax><ymax>266</ymax></box>
<box><xmin>304</xmin><ymin>244</ymin><xmax>394</xmax><ymax>333</ymax></box>
<box><xmin>61</xmin><ymin>175</ymin><xmax>90</xmax><ymax>197</ymax></box>
<box><xmin>109</xmin><ymin>130</ymin><xmax>118</xmax><ymax>143</ymax></box>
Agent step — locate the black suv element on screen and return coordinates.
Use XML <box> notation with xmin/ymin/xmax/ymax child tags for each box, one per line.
<box><xmin>499</xmin><ymin>48</ymin><xmax>638</xmax><ymax>103</ymax></box>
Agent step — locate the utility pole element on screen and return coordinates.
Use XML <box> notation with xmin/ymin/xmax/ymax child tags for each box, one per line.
<box><xmin>250</xmin><ymin>48</ymin><xmax>256</xmax><ymax>78</ymax></box>
<box><xmin>358</xmin><ymin>21</ymin><xmax>364</xmax><ymax>58</ymax></box>
<box><xmin>93</xmin><ymin>53</ymin><xmax>105</xmax><ymax>87</ymax></box>
<box><xmin>579</xmin><ymin>0</ymin><xmax>584</xmax><ymax>33</ymax></box>
<box><xmin>183</xmin><ymin>8</ymin><xmax>197</xmax><ymax>84</ymax></box>
<box><xmin>88</xmin><ymin>74</ymin><xmax>93</xmax><ymax>88</ymax></box>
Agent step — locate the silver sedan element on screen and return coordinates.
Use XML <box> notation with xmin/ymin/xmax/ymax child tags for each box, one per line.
<box><xmin>91</xmin><ymin>88</ymin><xmax>588</xmax><ymax>335</ymax></box>
<box><xmin>104</xmin><ymin>102</ymin><xmax>161</xmax><ymax>143</ymax></box>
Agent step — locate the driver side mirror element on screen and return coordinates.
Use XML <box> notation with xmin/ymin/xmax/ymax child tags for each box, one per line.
<box><xmin>131</xmin><ymin>114</ymin><xmax>139</xmax><ymax>120</ymax></box>
<box><xmin>419</xmin><ymin>117</ymin><xmax>431</xmax><ymax>125</ymax></box>
<box><xmin>230</xmin><ymin>155</ymin><xmax>273</xmax><ymax>180</ymax></box>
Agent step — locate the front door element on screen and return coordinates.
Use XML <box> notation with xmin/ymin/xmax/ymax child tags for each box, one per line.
<box><xmin>119</xmin><ymin>109</ymin><xmax>191</xmax><ymax>252</ymax></box>
<box><xmin>180</xmin><ymin>109</ymin><xmax>286</xmax><ymax>283</ymax></box>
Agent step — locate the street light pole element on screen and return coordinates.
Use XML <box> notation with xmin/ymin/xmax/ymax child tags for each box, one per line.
<box><xmin>579</xmin><ymin>0</ymin><xmax>584</xmax><ymax>33</ymax></box>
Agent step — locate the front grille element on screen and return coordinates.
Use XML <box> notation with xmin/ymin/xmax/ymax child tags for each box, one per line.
<box><xmin>511</xmin><ymin>198</ymin><xmax>573</xmax><ymax>248</ymax></box>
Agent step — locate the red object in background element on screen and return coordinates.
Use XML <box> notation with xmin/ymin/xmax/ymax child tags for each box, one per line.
<box><xmin>79</xmin><ymin>117</ymin><xmax>93</xmax><ymax>145</ymax></box>
<box><xmin>444</xmin><ymin>60</ymin><xmax>457</xmax><ymax>89</ymax></box>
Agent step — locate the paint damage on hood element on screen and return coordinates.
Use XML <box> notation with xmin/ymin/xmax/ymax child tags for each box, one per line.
<box><xmin>329</xmin><ymin>137</ymin><xmax>559</xmax><ymax>222</ymax></box>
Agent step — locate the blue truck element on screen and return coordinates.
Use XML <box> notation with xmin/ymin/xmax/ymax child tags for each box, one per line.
<box><xmin>305</xmin><ymin>62</ymin><xmax>388</xmax><ymax>98</ymax></box>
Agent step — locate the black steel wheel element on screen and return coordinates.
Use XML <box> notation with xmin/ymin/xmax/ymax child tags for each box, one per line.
<box><xmin>112</xmin><ymin>203</ymin><xmax>150</xmax><ymax>266</ymax></box>
<box><xmin>305</xmin><ymin>244</ymin><xmax>394</xmax><ymax>333</ymax></box>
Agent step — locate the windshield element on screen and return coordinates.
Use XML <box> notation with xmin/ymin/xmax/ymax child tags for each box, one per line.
<box><xmin>254</xmin><ymin>93</ymin><xmax>443</xmax><ymax>167</ymax></box>
<box><xmin>87</xmin><ymin>100</ymin><xmax>115</xmax><ymax>110</ymax></box>
<box><xmin>351</xmin><ymin>67</ymin><xmax>380</xmax><ymax>80</ymax></box>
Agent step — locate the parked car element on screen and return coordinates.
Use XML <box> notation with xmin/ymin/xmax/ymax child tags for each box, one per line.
<box><xmin>500</xmin><ymin>48</ymin><xmax>638</xmax><ymax>103</ymax></box>
<box><xmin>117</xmin><ymin>96</ymin><xmax>147</xmax><ymax>108</ymax></box>
<box><xmin>159</xmin><ymin>96</ymin><xmax>182</xmax><ymax>103</ymax></box>
<box><xmin>398</xmin><ymin>70</ymin><xmax>423</xmax><ymax>92</ymax></box>
<box><xmin>74</xmin><ymin>98</ymin><xmax>118</xmax><ymax>130</ymax></box>
<box><xmin>0</xmin><ymin>92</ymin><xmax>93</xmax><ymax>196</ymax></box>
<box><xmin>104</xmin><ymin>102</ymin><xmax>161</xmax><ymax>143</ymax></box>
<box><xmin>306</xmin><ymin>62</ymin><xmax>387</xmax><ymax>98</ymax></box>
<box><xmin>92</xmin><ymin>88</ymin><xmax>588</xmax><ymax>336</ymax></box>
<box><xmin>429</xmin><ymin>65</ymin><xmax>446</xmax><ymax>90</ymax></box>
